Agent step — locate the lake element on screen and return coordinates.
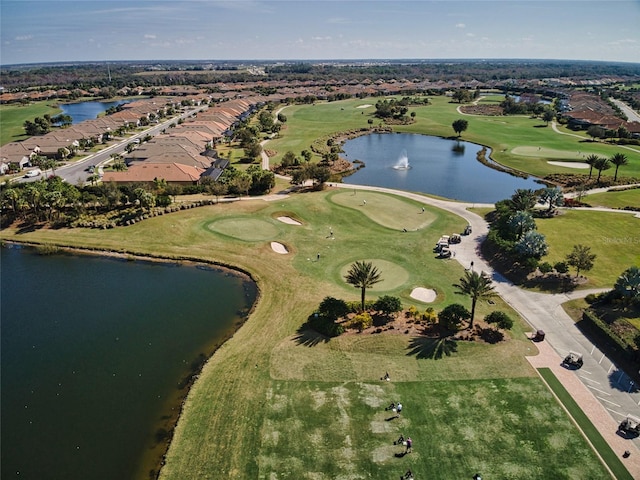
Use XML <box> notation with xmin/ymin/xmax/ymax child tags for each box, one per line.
<box><xmin>341</xmin><ymin>133</ymin><xmax>544</xmax><ymax>203</ymax></box>
<box><xmin>0</xmin><ymin>245</ymin><xmax>257</xmax><ymax>480</ymax></box>
<box><xmin>60</xmin><ymin>99</ymin><xmax>132</xmax><ymax>124</ymax></box>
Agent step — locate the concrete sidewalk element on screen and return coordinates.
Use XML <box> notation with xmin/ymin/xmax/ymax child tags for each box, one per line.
<box><xmin>527</xmin><ymin>340</ymin><xmax>640</xmax><ymax>478</ymax></box>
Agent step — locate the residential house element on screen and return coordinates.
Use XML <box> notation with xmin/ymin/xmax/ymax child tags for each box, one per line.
<box><xmin>101</xmin><ymin>162</ymin><xmax>204</xmax><ymax>186</ymax></box>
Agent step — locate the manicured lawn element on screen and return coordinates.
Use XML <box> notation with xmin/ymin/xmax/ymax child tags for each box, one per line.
<box><xmin>581</xmin><ymin>188</ymin><xmax>640</xmax><ymax>210</ymax></box>
<box><xmin>538</xmin><ymin>368</ymin><xmax>633</xmax><ymax>480</ymax></box>
<box><xmin>0</xmin><ymin>188</ymin><xmax>620</xmax><ymax>479</ymax></box>
<box><xmin>536</xmin><ymin>209</ymin><xmax>640</xmax><ymax>288</ymax></box>
<box><xmin>0</xmin><ymin>101</ymin><xmax>62</xmax><ymax>145</ymax></box>
<box><xmin>255</xmin><ymin>377</ymin><xmax>610</xmax><ymax>479</ymax></box>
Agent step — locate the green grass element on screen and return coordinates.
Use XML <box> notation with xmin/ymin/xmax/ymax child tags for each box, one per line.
<box><xmin>581</xmin><ymin>188</ymin><xmax>640</xmax><ymax>209</ymax></box>
<box><xmin>254</xmin><ymin>377</ymin><xmax>610</xmax><ymax>479</ymax></box>
<box><xmin>1</xmin><ymin>188</ymin><xmax>624</xmax><ymax>479</ymax></box>
<box><xmin>536</xmin><ymin>210</ymin><xmax>640</xmax><ymax>288</ymax></box>
<box><xmin>538</xmin><ymin>368</ymin><xmax>633</xmax><ymax>480</ymax></box>
<box><xmin>0</xmin><ymin>101</ymin><xmax>62</xmax><ymax>145</ymax></box>
<box><xmin>270</xmin><ymin>96</ymin><xmax>640</xmax><ymax>180</ymax></box>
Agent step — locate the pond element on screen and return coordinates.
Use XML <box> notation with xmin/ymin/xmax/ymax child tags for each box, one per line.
<box><xmin>0</xmin><ymin>245</ymin><xmax>257</xmax><ymax>480</ymax></box>
<box><xmin>341</xmin><ymin>133</ymin><xmax>544</xmax><ymax>203</ymax></box>
<box><xmin>59</xmin><ymin>99</ymin><xmax>132</xmax><ymax>124</ymax></box>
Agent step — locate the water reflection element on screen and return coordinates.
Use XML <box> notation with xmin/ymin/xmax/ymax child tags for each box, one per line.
<box><xmin>342</xmin><ymin>133</ymin><xmax>542</xmax><ymax>203</ymax></box>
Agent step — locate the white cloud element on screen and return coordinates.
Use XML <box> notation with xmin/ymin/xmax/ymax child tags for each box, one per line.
<box><xmin>328</xmin><ymin>17</ymin><xmax>351</xmax><ymax>25</ymax></box>
<box><xmin>144</xmin><ymin>34</ymin><xmax>157</xmax><ymax>40</ymax></box>
<box><xmin>15</xmin><ymin>35</ymin><xmax>33</xmax><ymax>41</ymax></box>
<box><xmin>608</xmin><ymin>38</ymin><xmax>638</xmax><ymax>46</ymax></box>
<box><xmin>311</xmin><ymin>36</ymin><xmax>332</xmax><ymax>41</ymax></box>
<box><xmin>456</xmin><ymin>23</ymin><xmax>466</xmax><ymax>29</ymax></box>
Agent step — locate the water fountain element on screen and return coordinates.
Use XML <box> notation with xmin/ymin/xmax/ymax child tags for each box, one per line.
<box><xmin>392</xmin><ymin>149</ymin><xmax>410</xmax><ymax>170</ymax></box>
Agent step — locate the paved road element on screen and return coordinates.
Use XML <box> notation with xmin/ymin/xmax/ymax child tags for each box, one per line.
<box><xmin>13</xmin><ymin>106</ymin><xmax>207</xmax><ymax>186</ymax></box>
<box><xmin>326</xmin><ymin>182</ymin><xmax>640</xmax><ymax>454</ymax></box>
<box><xmin>611</xmin><ymin>98</ymin><xmax>640</xmax><ymax>123</ymax></box>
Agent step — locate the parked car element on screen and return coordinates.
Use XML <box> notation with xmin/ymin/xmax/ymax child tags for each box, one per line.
<box><xmin>24</xmin><ymin>168</ymin><xmax>42</xmax><ymax>178</ymax></box>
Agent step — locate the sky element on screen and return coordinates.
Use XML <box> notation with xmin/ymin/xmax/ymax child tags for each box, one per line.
<box><xmin>1</xmin><ymin>0</ymin><xmax>639</xmax><ymax>66</ymax></box>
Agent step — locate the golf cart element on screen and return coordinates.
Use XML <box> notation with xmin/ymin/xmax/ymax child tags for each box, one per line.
<box><xmin>449</xmin><ymin>234</ymin><xmax>462</xmax><ymax>244</ymax></box>
<box><xmin>532</xmin><ymin>329</ymin><xmax>545</xmax><ymax>342</ymax></box>
<box><xmin>562</xmin><ymin>351</ymin><xmax>583</xmax><ymax>369</ymax></box>
<box><xmin>618</xmin><ymin>415</ymin><xmax>640</xmax><ymax>437</ymax></box>
<box><xmin>437</xmin><ymin>247</ymin><xmax>452</xmax><ymax>259</ymax></box>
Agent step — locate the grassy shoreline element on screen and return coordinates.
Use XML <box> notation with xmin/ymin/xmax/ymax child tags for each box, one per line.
<box><xmin>2</xmin><ymin>240</ymin><xmax>261</xmax><ymax>479</ymax></box>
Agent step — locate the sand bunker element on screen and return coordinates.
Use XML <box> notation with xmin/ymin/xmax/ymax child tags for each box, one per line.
<box><xmin>271</xmin><ymin>242</ymin><xmax>289</xmax><ymax>254</ymax></box>
<box><xmin>410</xmin><ymin>287</ymin><xmax>437</xmax><ymax>302</ymax></box>
<box><xmin>547</xmin><ymin>161</ymin><xmax>589</xmax><ymax>169</ymax></box>
<box><xmin>277</xmin><ymin>216</ymin><xmax>302</xmax><ymax>225</ymax></box>
<box><xmin>356</xmin><ymin>104</ymin><xmax>372</xmax><ymax>109</ymax></box>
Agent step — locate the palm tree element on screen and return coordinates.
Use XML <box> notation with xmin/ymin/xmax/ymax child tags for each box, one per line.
<box><xmin>609</xmin><ymin>153</ymin><xmax>628</xmax><ymax>182</ymax></box>
<box><xmin>614</xmin><ymin>266</ymin><xmax>640</xmax><ymax>303</ymax></box>
<box><xmin>593</xmin><ymin>157</ymin><xmax>611</xmax><ymax>183</ymax></box>
<box><xmin>344</xmin><ymin>261</ymin><xmax>383</xmax><ymax>311</ymax></box>
<box><xmin>509</xmin><ymin>189</ymin><xmax>536</xmax><ymax>213</ymax></box>
<box><xmin>453</xmin><ymin>270</ymin><xmax>496</xmax><ymax>329</ymax></box>
<box><xmin>584</xmin><ymin>154</ymin><xmax>599</xmax><ymax>180</ymax></box>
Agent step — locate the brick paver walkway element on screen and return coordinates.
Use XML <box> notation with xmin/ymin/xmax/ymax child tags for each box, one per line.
<box><xmin>527</xmin><ymin>340</ymin><xmax>640</xmax><ymax>478</ymax></box>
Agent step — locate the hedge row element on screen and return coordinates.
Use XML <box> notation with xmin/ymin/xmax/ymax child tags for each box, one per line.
<box><xmin>580</xmin><ymin>309</ymin><xmax>635</xmax><ymax>362</ymax></box>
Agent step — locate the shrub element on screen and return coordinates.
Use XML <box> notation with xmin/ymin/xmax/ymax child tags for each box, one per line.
<box><xmin>374</xmin><ymin>295</ymin><xmax>402</xmax><ymax>317</ymax></box>
<box><xmin>346</xmin><ymin>300</ymin><xmax>375</xmax><ymax>313</ymax></box>
<box><xmin>485</xmin><ymin>311</ymin><xmax>514</xmax><ymax>330</ymax></box>
<box><xmin>538</xmin><ymin>262</ymin><xmax>553</xmax><ymax>274</ymax></box>
<box><xmin>438</xmin><ymin>303</ymin><xmax>470</xmax><ymax>331</ymax></box>
<box><xmin>318</xmin><ymin>296</ymin><xmax>349</xmax><ymax>320</ymax></box>
<box><xmin>347</xmin><ymin>312</ymin><xmax>373</xmax><ymax>332</ymax></box>
<box><xmin>554</xmin><ymin>261</ymin><xmax>569</xmax><ymax>274</ymax></box>
<box><xmin>422</xmin><ymin>307</ymin><xmax>438</xmax><ymax>324</ymax></box>
<box><xmin>585</xmin><ymin>293</ymin><xmax>599</xmax><ymax>304</ymax></box>
<box><xmin>407</xmin><ymin>305</ymin><xmax>419</xmax><ymax>319</ymax></box>
<box><xmin>308</xmin><ymin>313</ymin><xmax>344</xmax><ymax>337</ymax></box>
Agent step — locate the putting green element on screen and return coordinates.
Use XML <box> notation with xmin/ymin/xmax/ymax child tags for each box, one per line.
<box><xmin>512</xmin><ymin>145</ymin><xmax>586</xmax><ymax>160</ymax></box>
<box><xmin>330</xmin><ymin>190</ymin><xmax>436</xmax><ymax>231</ymax></box>
<box><xmin>206</xmin><ymin>216</ymin><xmax>280</xmax><ymax>241</ymax></box>
<box><xmin>339</xmin><ymin>259</ymin><xmax>409</xmax><ymax>292</ymax></box>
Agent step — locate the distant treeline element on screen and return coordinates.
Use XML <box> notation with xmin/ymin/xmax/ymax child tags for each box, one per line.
<box><xmin>2</xmin><ymin>59</ymin><xmax>639</xmax><ymax>91</ymax></box>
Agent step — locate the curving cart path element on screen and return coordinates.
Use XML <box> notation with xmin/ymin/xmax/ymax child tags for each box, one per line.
<box><xmin>324</xmin><ymin>182</ymin><xmax>640</xmax><ymax>477</ymax></box>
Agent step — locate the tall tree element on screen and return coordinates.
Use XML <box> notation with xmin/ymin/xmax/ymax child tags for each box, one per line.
<box><xmin>453</xmin><ymin>270</ymin><xmax>496</xmax><ymax>329</ymax></box>
<box><xmin>609</xmin><ymin>153</ymin><xmax>628</xmax><ymax>182</ymax></box>
<box><xmin>507</xmin><ymin>211</ymin><xmax>536</xmax><ymax>239</ymax></box>
<box><xmin>452</xmin><ymin>119</ymin><xmax>468</xmax><ymax>137</ymax></box>
<box><xmin>344</xmin><ymin>261</ymin><xmax>383</xmax><ymax>311</ymax></box>
<box><xmin>509</xmin><ymin>188</ymin><xmax>537</xmax><ymax>213</ymax></box>
<box><xmin>593</xmin><ymin>157</ymin><xmax>611</xmax><ymax>183</ymax></box>
<box><xmin>565</xmin><ymin>244</ymin><xmax>596</xmax><ymax>277</ymax></box>
<box><xmin>542</xmin><ymin>110</ymin><xmax>555</xmax><ymax>125</ymax></box>
<box><xmin>584</xmin><ymin>154</ymin><xmax>599</xmax><ymax>180</ymax></box>
<box><xmin>538</xmin><ymin>186</ymin><xmax>564</xmax><ymax>213</ymax></box>
<box><xmin>614</xmin><ymin>266</ymin><xmax>640</xmax><ymax>303</ymax></box>
<box><xmin>515</xmin><ymin>231</ymin><xmax>548</xmax><ymax>259</ymax></box>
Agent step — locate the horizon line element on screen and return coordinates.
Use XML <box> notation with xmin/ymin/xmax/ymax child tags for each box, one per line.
<box><xmin>3</xmin><ymin>57</ymin><xmax>640</xmax><ymax>69</ymax></box>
